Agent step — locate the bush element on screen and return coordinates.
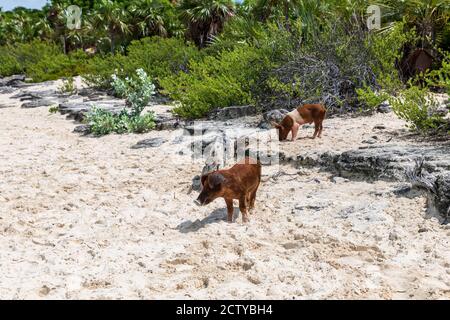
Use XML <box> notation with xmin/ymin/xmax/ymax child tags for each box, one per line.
<box><xmin>85</xmin><ymin>69</ymin><xmax>156</xmax><ymax>136</ymax></box>
<box><xmin>0</xmin><ymin>41</ymin><xmax>90</xmax><ymax>81</ymax></box>
<box><xmin>160</xmin><ymin>44</ymin><xmax>270</xmax><ymax>118</ymax></box>
<box><xmin>255</xmin><ymin>21</ymin><xmax>378</xmax><ymax>113</ymax></box>
<box><xmin>356</xmin><ymin>86</ymin><xmax>390</xmax><ymax>111</ymax></box>
<box><xmin>26</xmin><ymin>49</ymin><xmax>90</xmax><ymax>82</ymax></box>
<box><xmin>83</xmin><ymin>37</ymin><xmax>202</xmax><ymax>90</ymax></box>
<box><xmin>111</xmin><ymin>68</ymin><xmax>156</xmax><ymax>116</ymax></box>
<box><xmin>366</xmin><ymin>22</ymin><xmax>417</xmax><ymax>93</ymax></box>
<box><xmin>58</xmin><ymin>77</ymin><xmax>77</xmax><ymax>95</ymax></box>
<box><xmin>0</xmin><ymin>40</ymin><xmax>61</xmax><ymax>77</ymax></box>
<box><xmin>425</xmin><ymin>50</ymin><xmax>450</xmax><ymax>94</ymax></box>
<box><xmin>127</xmin><ymin>37</ymin><xmax>202</xmax><ymax>87</ymax></box>
<box><xmin>0</xmin><ymin>46</ymin><xmax>22</xmax><ymax>76</ymax></box>
<box><xmin>390</xmin><ymin>85</ymin><xmax>449</xmax><ymax>133</ymax></box>
<box><xmin>83</xmin><ymin>54</ymin><xmax>129</xmax><ymax>90</ymax></box>
<box><xmin>86</xmin><ymin>107</ymin><xmax>156</xmax><ymax>136</ymax></box>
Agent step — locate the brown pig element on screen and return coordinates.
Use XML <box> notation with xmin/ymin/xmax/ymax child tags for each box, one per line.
<box><xmin>194</xmin><ymin>157</ymin><xmax>261</xmax><ymax>223</ymax></box>
<box><xmin>273</xmin><ymin>104</ymin><xmax>326</xmax><ymax>141</ymax></box>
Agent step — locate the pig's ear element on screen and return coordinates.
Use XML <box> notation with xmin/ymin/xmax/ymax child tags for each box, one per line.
<box><xmin>200</xmin><ymin>174</ymin><xmax>209</xmax><ymax>187</ymax></box>
<box><xmin>271</xmin><ymin>121</ymin><xmax>282</xmax><ymax>129</ymax></box>
<box><xmin>208</xmin><ymin>173</ymin><xmax>225</xmax><ymax>189</ymax></box>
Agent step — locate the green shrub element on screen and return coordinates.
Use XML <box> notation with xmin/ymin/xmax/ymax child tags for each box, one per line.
<box><xmin>83</xmin><ymin>53</ymin><xmax>130</xmax><ymax>89</ymax></box>
<box><xmin>27</xmin><ymin>49</ymin><xmax>90</xmax><ymax>82</ymax></box>
<box><xmin>367</xmin><ymin>22</ymin><xmax>417</xmax><ymax>93</ymax></box>
<box><xmin>255</xmin><ymin>21</ymin><xmax>378</xmax><ymax>113</ymax></box>
<box><xmin>0</xmin><ymin>41</ymin><xmax>90</xmax><ymax>81</ymax></box>
<box><xmin>425</xmin><ymin>50</ymin><xmax>450</xmax><ymax>94</ymax></box>
<box><xmin>390</xmin><ymin>85</ymin><xmax>448</xmax><ymax>133</ymax></box>
<box><xmin>356</xmin><ymin>86</ymin><xmax>390</xmax><ymax>111</ymax></box>
<box><xmin>127</xmin><ymin>37</ymin><xmax>202</xmax><ymax>87</ymax></box>
<box><xmin>83</xmin><ymin>37</ymin><xmax>202</xmax><ymax>90</ymax></box>
<box><xmin>48</xmin><ymin>105</ymin><xmax>59</xmax><ymax>114</ymax></box>
<box><xmin>0</xmin><ymin>40</ymin><xmax>61</xmax><ymax>77</ymax></box>
<box><xmin>58</xmin><ymin>77</ymin><xmax>77</xmax><ymax>94</ymax></box>
<box><xmin>86</xmin><ymin>107</ymin><xmax>156</xmax><ymax>136</ymax></box>
<box><xmin>0</xmin><ymin>46</ymin><xmax>22</xmax><ymax>76</ymax></box>
<box><xmin>85</xmin><ymin>107</ymin><xmax>121</xmax><ymax>136</ymax></box>
<box><xmin>85</xmin><ymin>69</ymin><xmax>156</xmax><ymax>136</ymax></box>
<box><xmin>111</xmin><ymin>68</ymin><xmax>156</xmax><ymax>116</ymax></box>
<box><xmin>160</xmin><ymin>44</ymin><xmax>270</xmax><ymax>118</ymax></box>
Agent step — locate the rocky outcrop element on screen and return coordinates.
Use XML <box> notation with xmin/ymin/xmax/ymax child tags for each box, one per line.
<box><xmin>208</xmin><ymin>105</ymin><xmax>257</xmax><ymax>120</ymax></box>
<box><xmin>21</xmin><ymin>99</ymin><xmax>55</xmax><ymax>108</ymax></box>
<box><xmin>376</xmin><ymin>102</ymin><xmax>392</xmax><ymax>113</ymax></box>
<box><xmin>131</xmin><ymin>137</ymin><xmax>167</xmax><ymax>149</ymax></box>
<box><xmin>286</xmin><ymin>144</ymin><xmax>450</xmax><ymax>221</ymax></box>
<box><xmin>318</xmin><ymin>144</ymin><xmax>450</xmax><ymax>179</ymax></box>
<box><xmin>257</xmin><ymin>109</ymin><xmax>289</xmax><ymax>129</ymax></box>
<box><xmin>0</xmin><ymin>74</ymin><xmax>25</xmax><ymax>87</ymax></box>
<box><xmin>58</xmin><ymin>101</ymin><xmax>124</xmax><ymax>122</ymax></box>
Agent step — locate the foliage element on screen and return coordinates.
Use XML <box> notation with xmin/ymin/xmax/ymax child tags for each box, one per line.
<box><xmin>83</xmin><ymin>36</ymin><xmax>202</xmax><ymax>90</ymax></box>
<box><xmin>390</xmin><ymin>84</ymin><xmax>449</xmax><ymax>133</ymax></box>
<box><xmin>26</xmin><ymin>49</ymin><xmax>90</xmax><ymax>82</ymax></box>
<box><xmin>0</xmin><ymin>40</ymin><xmax>89</xmax><ymax>80</ymax></box>
<box><xmin>48</xmin><ymin>105</ymin><xmax>60</xmax><ymax>113</ymax></box>
<box><xmin>160</xmin><ymin>44</ymin><xmax>270</xmax><ymax>118</ymax></box>
<box><xmin>85</xmin><ymin>69</ymin><xmax>156</xmax><ymax>135</ymax></box>
<box><xmin>377</xmin><ymin>0</ymin><xmax>450</xmax><ymax>50</ymax></box>
<box><xmin>366</xmin><ymin>22</ymin><xmax>417</xmax><ymax>93</ymax></box>
<box><xmin>255</xmin><ymin>20</ymin><xmax>378</xmax><ymax>113</ymax></box>
<box><xmin>58</xmin><ymin>76</ymin><xmax>77</xmax><ymax>94</ymax></box>
<box><xmin>126</xmin><ymin>37</ymin><xmax>202</xmax><ymax>86</ymax></box>
<box><xmin>356</xmin><ymin>86</ymin><xmax>389</xmax><ymax>111</ymax></box>
<box><xmin>0</xmin><ymin>46</ymin><xmax>22</xmax><ymax>76</ymax></box>
<box><xmin>425</xmin><ymin>50</ymin><xmax>450</xmax><ymax>94</ymax></box>
<box><xmin>85</xmin><ymin>107</ymin><xmax>156</xmax><ymax>135</ymax></box>
<box><xmin>177</xmin><ymin>0</ymin><xmax>235</xmax><ymax>47</ymax></box>
<box><xmin>0</xmin><ymin>40</ymin><xmax>60</xmax><ymax>76</ymax></box>
<box><xmin>111</xmin><ymin>68</ymin><xmax>156</xmax><ymax>116</ymax></box>
<box><xmin>83</xmin><ymin>53</ymin><xmax>129</xmax><ymax>89</ymax></box>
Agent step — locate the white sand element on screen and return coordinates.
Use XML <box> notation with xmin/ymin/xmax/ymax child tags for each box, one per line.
<box><xmin>0</xmin><ymin>84</ymin><xmax>449</xmax><ymax>299</ymax></box>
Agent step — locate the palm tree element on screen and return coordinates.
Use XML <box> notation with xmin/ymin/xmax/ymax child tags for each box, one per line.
<box><xmin>252</xmin><ymin>0</ymin><xmax>300</xmax><ymax>30</ymax></box>
<box><xmin>47</xmin><ymin>3</ymin><xmax>71</xmax><ymax>53</ymax></box>
<box><xmin>130</xmin><ymin>0</ymin><xmax>170</xmax><ymax>38</ymax></box>
<box><xmin>35</xmin><ymin>15</ymin><xmax>54</xmax><ymax>41</ymax></box>
<box><xmin>378</xmin><ymin>0</ymin><xmax>450</xmax><ymax>47</ymax></box>
<box><xmin>92</xmin><ymin>0</ymin><xmax>131</xmax><ymax>53</ymax></box>
<box><xmin>177</xmin><ymin>0</ymin><xmax>235</xmax><ymax>47</ymax></box>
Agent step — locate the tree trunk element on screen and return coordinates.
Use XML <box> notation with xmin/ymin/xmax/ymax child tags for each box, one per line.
<box><xmin>110</xmin><ymin>32</ymin><xmax>115</xmax><ymax>54</ymax></box>
<box><xmin>61</xmin><ymin>35</ymin><xmax>67</xmax><ymax>54</ymax></box>
<box><xmin>284</xmin><ymin>2</ymin><xmax>290</xmax><ymax>31</ymax></box>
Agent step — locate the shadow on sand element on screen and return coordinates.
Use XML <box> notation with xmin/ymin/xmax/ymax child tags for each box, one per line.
<box><xmin>177</xmin><ymin>207</ymin><xmax>241</xmax><ymax>233</ymax></box>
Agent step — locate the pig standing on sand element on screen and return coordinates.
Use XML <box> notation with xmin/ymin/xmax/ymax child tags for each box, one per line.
<box><xmin>195</xmin><ymin>157</ymin><xmax>261</xmax><ymax>223</ymax></box>
<box><xmin>272</xmin><ymin>104</ymin><xmax>326</xmax><ymax>141</ymax></box>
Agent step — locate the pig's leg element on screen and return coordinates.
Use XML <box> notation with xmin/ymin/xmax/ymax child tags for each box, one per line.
<box><xmin>318</xmin><ymin>122</ymin><xmax>323</xmax><ymax>138</ymax></box>
<box><xmin>239</xmin><ymin>196</ymin><xmax>249</xmax><ymax>223</ymax></box>
<box><xmin>249</xmin><ymin>189</ymin><xmax>257</xmax><ymax>214</ymax></box>
<box><xmin>312</xmin><ymin>119</ymin><xmax>320</xmax><ymax>139</ymax></box>
<box><xmin>225</xmin><ymin>198</ymin><xmax>234</xmax><ymax>223</ymax></box>
<box><xmin>245</xmin><ymin>193</ymin><xmax>253</xmax><ymax>214</ymax></box>
<box><xmin>291</xmin><ymin>122</ymin><xmax>300</xmax><ymax>141</ymax></box>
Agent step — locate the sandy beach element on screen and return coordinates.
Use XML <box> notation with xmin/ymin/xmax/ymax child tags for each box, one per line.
<box><xmin>0</xmin><ymin>82</ymin><xmax>449</xmax><ymax>299</ymax></box>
